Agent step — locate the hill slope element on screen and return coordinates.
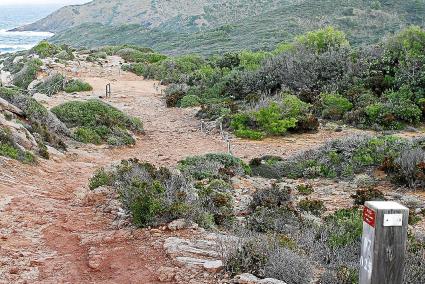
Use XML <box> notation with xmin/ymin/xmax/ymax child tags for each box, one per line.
<box><xmin>15</xmin><ymin>0</ymin><xmax>425</xmax><ymax>55</ymax></box>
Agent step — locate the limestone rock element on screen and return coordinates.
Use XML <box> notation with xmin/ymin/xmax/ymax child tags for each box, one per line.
<box><xmin>167</xmin><ymin>218</ymin><xmax>190</xmax><ymax>231</ymax></box>
<box><xmin>174</xmin><ymin>256</ymin><xmax>223</xmax><ymax>272</ymax></box>
<box><xmin>0</xmin><ymin>114</ymin><xmax>38</xmax><ymax>152</ymax></box>
<box><xmin>0</xmin><ymin>97</ymin><xmax>23</xmax><ymax>116</ymax></box>
<box><xmin>232</xmin><ymin>273</ymin><xmax>287</xmax><ymax>284</ymax></box>
<box><xmin>164</xmin><ymin>237</ymin><xmax>218</xmax><ymax>258</ymax></box>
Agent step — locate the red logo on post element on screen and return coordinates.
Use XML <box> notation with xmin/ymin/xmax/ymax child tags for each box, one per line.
<box><xmin>363</xmin><ymin>207</ymin><xmax>376</xmax><ymax>228</ymax></box>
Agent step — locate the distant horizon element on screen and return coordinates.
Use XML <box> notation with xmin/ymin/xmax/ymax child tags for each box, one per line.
<box><xmin>0</xmin><ymin>0</ymin><xmax>91</xmax><ymax>6</ymax></box>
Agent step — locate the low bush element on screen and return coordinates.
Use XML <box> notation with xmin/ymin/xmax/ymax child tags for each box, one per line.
<box><xmin>89</xmin><ymin>159</ymin><xmax>196</xmax><ymax>227</ymax></box>
<box><xmin>12</xmin><ymin>58</ymin><xmax>43</xmax><ymax>89</ymax></box>
<box><xmin>220</xmin><ymin>233</ymin><xmax>313</xmax><ymax>284</ymax></box>
<box><xmin>247</xmin><ymin>206</ymin><xmax>301</xmax><ymax>234</ymax></box>
<box><xmin>56</xmin><ymin>50</ymin><xmax>75</xmax><ymax>61</ymax></box>
<box><xmin>197</xmin><ymin>179</ymin><xmax>235</xmax><ymax>226</ymax></box>
<box><xmin>117</xmin><ymin>48</ymin><xmax>167</xmax><ymax>63</ymax></box>
<box><xmin>351</xmin><ymin>188</ymin><xmax>385</xmax><ymax>205</ymax></box>
<box><xmin>89</xmin><ymin>167</ymin><xmax>113</xmax><ymax>190</ymax></box>
<box><xmin>178</xmin><ymin>153</ymin><xmax>251</xmax><ymax>181</ymax></box>
<box><xmin>34</xmin><ymin>74</ymin><xmax>65</xmax><ymax>96</ymax></box>
<box><xmin>298</xmin><ymin>199</ymin><xmax>325</xmax><ymax>216</ymax></box>
<box><xmin>320</xmin><ymin>92</ymin><xmax>353</xmax><ymax>120</ymax></box>
<box><xmin>251</xmin><ymin>135</ymin><xmax>412</xmax><ymax>180</ymax></box>
<box><xmin>250</xmin><ymin>184</ymin><xmax>292</xmax><ymax>210</ymax></box>
<box><xmin>51</xmin><ymin>100</ymin><xmax>143</xmax><ymax>145</ymax></box>
<box><xmin>391</xmin><ymin>147</ymin><xmax>425</xmax><ymax>188</ymax></box>
<box><xmin>164</xmin><ymin>84</ymin><xmax>188</xmax><ymax>107</ymax></box>
<box><xmin>365</xmin><ymin>89</ymin><xmax>422</xmax><ymax>129</ymax></box>
<box><xmin>32</xmin><ymin>41</ymin><xmax>61</xmax><ymax>58</ymax></box>
<box><xmin>64</xmin><ymin>79</ymin><xmax>93</xmax><ymax>93</ymax></box>
<box><xmin>89</xmin><ymin>159</ymin><xmax>233</xmax><ymax>228</ymax></box>
<box><xmin>297</xmin><ymin>184</ymin><xmax>314</xmax><ymax>195</ymax></box>
<box><xmin>231</xmin><ymin>94</ymin><xmax>317</xmax><ymax>140</ymax></box>
<box><xmin>180</xmin><ymin>95</ymin><xmax>201</xmax><ymax>108</ymax></box>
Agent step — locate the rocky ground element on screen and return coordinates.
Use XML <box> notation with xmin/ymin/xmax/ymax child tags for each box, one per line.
<box><xmin>0</xmin><ymin>55</ymin><xmax>424</xmax><ymax>283</ymax></box>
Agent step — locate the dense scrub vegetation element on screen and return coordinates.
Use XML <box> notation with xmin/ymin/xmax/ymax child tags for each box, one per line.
<box><xmin>120</xmin><ymin>26</ymin><xmax>425</xmax><ymax>139</ymax></box>
<box><xmin>32</xmin><ymin>40</ymin><xmax>74</xmax><ymax>60</ymax></box>
<box><xmin>251</xmin><ymin>135</ymin><xmax>425</xmax><ymax>189</ymax></box>
<box><xmin>89</xmin><ymin>154</ymin><xmax>250</xmax><ymax>228</ymax></box>
<box><xmin>51</xmin><ymin>100</ymin><xmax>143</xmax><ymax>146</ymax></box>
<box><xmin>90</xmin><ymin>150</ymin><xmax>425</xmax><ymax>284</ymax></box>
<box><xmin>34</xmin><ymin>74</ymin><xmax>93</xmax><ymax>96</ymax></box>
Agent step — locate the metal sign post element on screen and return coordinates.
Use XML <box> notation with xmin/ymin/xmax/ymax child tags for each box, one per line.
<box><xmin>359</xmin><ymin>201</ymin><xmax>409</xmax><ymax>284</ymax></box>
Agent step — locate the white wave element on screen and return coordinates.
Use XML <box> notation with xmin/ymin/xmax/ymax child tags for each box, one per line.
<box><xmin>0</xmin><ymin>44</ymin><xmax>34</xmax><ymax>49</ymax></box>
<box><xmin>0</xmin><ymin>29</ymin><xmax>54</xmax><ymax>37</ymax></box>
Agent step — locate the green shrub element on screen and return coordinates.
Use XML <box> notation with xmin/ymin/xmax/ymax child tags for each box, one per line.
<box><xmin>299</xmin><ymin>199</ymin><xmax>325</xmax><ymax>216</ymax></box>
<box><xmin>321</xmin><ymin>92</ymin><xmax>353</xmax><ymax>119</ymax></box>
<box><xmin>12</xmin><ymin>58</ymin><xmax>43</xmax><ymax>89</ymax></box>
<box><xmin>239</xmin><ymin>50</ymin><xmax>271</xmax><ymax>71</ymax></box>
<box><xmin>178</xmin><ymin>153</ymin><xmax>251</xmax><ymax>181</ymax></box>
<box><xmin>51</xmin><ymin>100</ymin><xmax>143</xmax><ymax>145</ymax></box>
<box><xmin>74</xmin><ymin>127</ymin><xmax>102</xmax><ymax>144</ymax></box>
<box><xmin>89</xmin><ymin>159</ymin><xmax>235</xmax><ymax>228</ymax></box>
<box><xmin>221</xmin><ymin>234</ymin><xmax>313</xmax><ymax>284</ymax></box>
<box><xmin>64</xmin><ymin>79</ymin><xmax>93</xmax><ymax>93</ymax></box>
<box><xmin>231</xmin><ymin>95</ymin><xmax>315</xmax><ymax>139</ymax></box>
<box><xmin>255</xmin><ymin>103</ymin><xmax>298</xmax><ymax>135</ymax></box>
<box><xmin>297</xmin><ymin>184</ymin><xmax>314</xmax><ymax>195</ymax></box>
<box><xmin>250</xmin><ymin>185</ymin><xmax>292</xmax><ymax>210</ymax></box>
<box><xmin>295</xmin><ymin>26</ymin><xmax>350</xmax><ymax>53</ymax></box>
<box><xmin>251</xmin><ymin>135</ymin><xmax>412</xmax><ymax>181</ymax></box>
<box><xmin>89</xmin><ymin>168</ymin><xmax>113</xmax><ymax>190</ymax></box>
<box><xmin>180</xmin><ymin>94</ymin><xmax>201</xmax><ymax>108</ymax></box>
<box><xmin>32</xmin><ymin>41</ymin><xmax>61</xmax><ymax>58</ymax></box>
<box><xmin>56</xmin><ymin>50</ymin><xmax>75</xmax><ymax>61</ymax></box>
<box><xmin>351</xmin><ymin>188</ymin><xmax>385</xmax><ymax>205</ymax></box>
<box><xmin>325</xmin><ymin>208</ymin><xmax>362</xmax><ymax>248</ymax></box>
<box><xmin>117</xmin><ymin>48</ymin><xmax>167</xmax><ymax>63</ymax></box>
<box><xmin>164</xmin><ymin>84</ymin><xmax>188</xmax><ymax>107</ymax></box>
<box><xmin>35</xmin><ymin>74</ymin><xmax>65</xmax><ymax>96</ymax></box>
<box><xmin>235</xmin><ymin>129</ymin><xmax>264</xmax><ymax>140</ymax></box>
<box><xmin>198</xmin><ymin>179</ymin><xmax>235</xmax><ymax>225</ymax></box>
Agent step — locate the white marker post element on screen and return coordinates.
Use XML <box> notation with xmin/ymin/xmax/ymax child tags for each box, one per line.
<box><xmin>359</xmin><ymin>201</ymin><xmax>409</xmax><ymax>284</ymax></box>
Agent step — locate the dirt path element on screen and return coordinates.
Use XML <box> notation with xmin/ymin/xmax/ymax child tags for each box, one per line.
<box><xmin>0</xmin><ymin>58</ymin><xmax>383</xmax><ymax>283</ymax></box>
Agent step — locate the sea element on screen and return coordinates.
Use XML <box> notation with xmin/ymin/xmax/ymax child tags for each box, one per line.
<box><xmin>0</xmin><ymin>5</ymin><xmax>61</xmax><ymax>54</ymax></box>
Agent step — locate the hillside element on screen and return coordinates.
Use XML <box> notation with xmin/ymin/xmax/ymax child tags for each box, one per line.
<box><xmin>13</xmin><ymin>0</ymin><xmax>425</xmax><ymax>55</ymax></box>
<box><xmin>1</xmin><ymin>34</ymin><xmax>425</xmax><ymax>282</ymax></box>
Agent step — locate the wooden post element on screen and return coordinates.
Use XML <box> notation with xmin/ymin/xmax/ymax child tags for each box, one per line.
<box><xmin>225</xmin><ymin>134</ymin><xmax>232</xmax><ymax>155</ymax></box>
<box><xmin>359</xmin><ymin>201</ymin><xmax>409</xmax><ymax>284</ymax></box>
<box><xmin>106</xmin><ymin>83</ymin><xmax>111</xmax><ymax>98</ymax></box>
<box><xmin>200</xmin><ymin>120</ymin><xmax>205</xmax><ymax>133</ymax></box>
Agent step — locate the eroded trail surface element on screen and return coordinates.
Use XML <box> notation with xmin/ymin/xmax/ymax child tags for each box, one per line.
<box><xmin>0</xmin><ymin>59</ymin><xmax>364</xmax><ymax>283</ymax></box>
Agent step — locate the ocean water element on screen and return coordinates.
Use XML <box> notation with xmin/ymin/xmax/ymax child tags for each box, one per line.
<box><xmin>0</xmin><ymin>5</ymin><xmax>61</xmax><ymax>54</ymax></box>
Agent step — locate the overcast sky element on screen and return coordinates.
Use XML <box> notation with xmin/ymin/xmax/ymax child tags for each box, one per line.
<box><xmin>0</xmin><ymin>0</ymin><xmax>91</xmax><ymax>5</ymax></box>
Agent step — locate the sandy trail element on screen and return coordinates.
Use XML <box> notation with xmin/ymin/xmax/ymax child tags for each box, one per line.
<box><xmin>0</xmin><ymin>58</ymin><xmax>393</xmax><ymax>283</ymax></box>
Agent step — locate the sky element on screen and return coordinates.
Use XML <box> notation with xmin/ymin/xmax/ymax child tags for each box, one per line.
<box><xmin>0</xmin><ymin>0</ymin><xmax>91</xmax><ymax>5</ymax></box>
